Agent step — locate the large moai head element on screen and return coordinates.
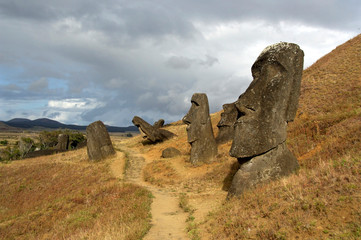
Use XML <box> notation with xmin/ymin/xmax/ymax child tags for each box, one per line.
<box><xmin>183</xmin><ymin>93</ymin><xmax>217</xmax><ymax>165</ymax></box>
<box><xmin>230</xmin><ymin>42</ymin><xmax>304</xmax><ymax>159</ymax></box>
<box><xmin>216</xmin><ymin>102</ymin><xmax>239</xmax><ymax>144</ymax></box>
<box><xmin>86</xmin><ymin>120</ymin><xmax>116</xmax><ymax>161</ymax></box>
<box><xmin>227</xmin><ymin>42</ymin><xmax>304</xmax><ymax>197</ymax></box>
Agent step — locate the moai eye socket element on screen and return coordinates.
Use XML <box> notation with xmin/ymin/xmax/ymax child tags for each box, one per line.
<box><xmin>191</xmin><ymin>101</ymin><xmax>200</xmax><ymax>106</ymax></box>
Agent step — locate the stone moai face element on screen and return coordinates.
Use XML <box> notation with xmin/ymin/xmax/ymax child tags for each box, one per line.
<box><xmin>230</xmin><ymin>42</ymin><xmax>304</xmax><ymax>159</ymax></box>
<box><xmin>227</xmin><ymin>42</ymin><xmax>304</xmax><ymax>197</ymax></box>
<box><xmin>216</xmin><ymin>102</ymin><xmax>239</xmax><ymax>144</ymax></box>
<box><xmin>183</xmin><ymin>93</ymin><xmax>217</xmax><ymax>165</ymax></box>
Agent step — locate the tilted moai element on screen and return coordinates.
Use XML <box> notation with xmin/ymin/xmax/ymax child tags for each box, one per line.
<box><xmin>216</xmin><ymin>102</ymin><xmax>238</xmax><ymax>144</ymax></box>
<box><xmin>183</xmin><ymin>93</ymin><xmax>217</xmax><ymax>165</ymax></box>
<box><xmin>228</xmin><ymin>42</ymin><xmax>304</xmax><ymax>196</ymax></box>
<box><xmin>132</xmin><ymin>116</ymin><xmax>175</xmax><ymax>143</ymax></box>
<box><xmin>56</xmin><ymin>134</ymin><xmax>69</xmax><ymax>151</ymax></box>
<box><xmin>86</xmin><ymin>120</ymin><xmax>116</xmax><ymax>161</ymax></box>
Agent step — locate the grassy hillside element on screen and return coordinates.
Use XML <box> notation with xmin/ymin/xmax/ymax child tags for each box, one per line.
<box><xmin>0</xmin><ymin>149</ymin><xmax>152</xmax><ymax>240</ymax></box>
<box><xmin>199</xmin><ymin>34</ymin><xmax>361</xmax><ymax>239</ymax></box>
<box><xmin>118</xmin><ymin>34</ymin><xmax>361</xmax><ymax>239</ymax></box>
<box><xmin>287</xmin><ymin>34</ymin><xmax>361</xmax><ymax>168</ymax></box>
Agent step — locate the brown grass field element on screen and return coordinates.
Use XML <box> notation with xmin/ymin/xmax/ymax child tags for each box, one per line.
<box><xmin>0</xmin><ymin>34</ymin><xmax>360</xmax><ymax>239</ymax></box>
<box><xmin>0</xmin><ymin>148</ymin><xmax>153</xmax><ymax>240</ymax></box>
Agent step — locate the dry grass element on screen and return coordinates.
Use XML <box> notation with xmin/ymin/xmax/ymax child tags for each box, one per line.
<box><xmin>2</xmin><ymin>34</ymin><xmax>359</xmax><ymax>239</ymax></box>
<box><xmin>287</xmin><ymin>34</ymin><xmax>361</xmax><ymax>168</ymax></box>
<box><xmin>198</xmin><ymin>34</ymin><xmax>361</xmax><ymax>240</ymax></box>
<box><xmin>200</xmin><ymin>155</ymin><xmax>361</xmax><ymax>239</ymax></box>
<box><xmin>0</xmin><ymin>149</ymin><xmax>152</xmax><ymax>240</ymax></box>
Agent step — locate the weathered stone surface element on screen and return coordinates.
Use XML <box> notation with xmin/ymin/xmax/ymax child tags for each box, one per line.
<box><xmin>162</xmin><ymin>147</ymin><xmax>181</xmax><ymax>158</ymax></box>
<box><xmin>183</xmin><ymin>93</ymin><xmax>217</xmax><ymax>165</ymax></box>
<box><xmin>56</xmin><ymin>134</ymin><xmax>69</xmax><ymax>150</ymax></box>
<box><xmin>132</xmin><ymin>116</ymin><xmax>175</xmax><ymax>143</ymax></box>
<box><xmin>228</xmin><ymin>142</ymin><xmax>299</xmax><ymax>196</ymax></box>
<box><xmin>86</xmin><ymin>120</ymin><xmax>116</xmax><ymax>161</ymax></box>
<box><xmin>230</xmin><ymin>42</ymin><xmax>304</xmax><ymax>158</ymax></box>
<box><xmin>153</xmin><ymin>119</ymin><xmax>165</xmax><ymax>129</ymax></box>
<box><xmin>216</xmin><ymin>103</ymin><xmax>238</xmax><ymax>144</ymax></box>
<box><xmin>228</xmin><ymin>42</ymin><xmax>303</xmax><ymax>196</ymax></box>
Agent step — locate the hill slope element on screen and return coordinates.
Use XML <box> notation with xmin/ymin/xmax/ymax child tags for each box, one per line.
<box><xmin>288</xmin><ymin>34</ymin><xmax>361</xmax><ymax>167</ymax></box>
<box><xmin>118</xmin><ymin>34</ymin><xmax>361</xmax><ymax>239</ymax></box>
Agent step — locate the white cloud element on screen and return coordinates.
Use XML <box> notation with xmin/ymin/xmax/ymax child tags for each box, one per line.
<box><xmin>47</xmin><ymin>98</ymin><xmax>104</xmax><ymax>110</ymax></box>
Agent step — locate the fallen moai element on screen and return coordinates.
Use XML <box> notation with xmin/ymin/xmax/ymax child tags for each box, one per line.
<box><xmin>132</xmin><ymin>116</ymin><xmax>175</xmax><ymax>143</ymax></box>
<box><xmin>228</xmin><ymin>42</ymin><xmax>304</xmax><ymax>196</ymax></box>
<box><xmin>86</xmin><ymin>120</ymin><xmax>116</xmax><ymax>161</ymax></box>
<box><xmin>183</xmin><ymin>93</ymin><xmax>217</xmax><ymax>165</ymax></box>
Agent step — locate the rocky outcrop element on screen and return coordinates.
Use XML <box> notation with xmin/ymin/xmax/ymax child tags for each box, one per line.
<box><xmin>228</xmin><ymin>42</ymin><xmax>304</xmax><ymax>196</ymax></box>
<box><xmin>86</xmin><ymin>120</ymin><xmax>116</xmax><ymax>161</ymax></box>
<box><xmin>183</xmin><ymin>93</ymin><xmax>217</xmax><ymax>165</ymax></box>
<box><xmin>132</xmin><ymin>116</ymin><xmax>175</xmax><ymax>143</ymax></box>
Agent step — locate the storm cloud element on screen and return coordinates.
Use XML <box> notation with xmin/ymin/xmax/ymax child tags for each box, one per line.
<box><xmin>0</xmin><ymin>0</ymin><xmax>360</xmax><ymax>126</ymax></box>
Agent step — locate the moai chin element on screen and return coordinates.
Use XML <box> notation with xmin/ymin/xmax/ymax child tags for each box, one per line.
<box><xmin>228</xmin><ymin>42</ymin><xmax>304</xmax><ymax>196</ymax></box>
<box><xmin>183</xmin><ymin>93</ymin><xmax>217</xmax><ymax>165</ymax></box>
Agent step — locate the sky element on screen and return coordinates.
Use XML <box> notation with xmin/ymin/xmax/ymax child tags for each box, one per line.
<box><xmin>0</xmin><ymin>0</ymin><xmax>360</xmax><ymax>127</ymax></box>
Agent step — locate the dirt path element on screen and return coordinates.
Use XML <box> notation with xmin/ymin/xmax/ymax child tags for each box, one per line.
<box><xmin>117</xmin><ymin>144</ymin><xmax>189</xmax><ymax>240</ymax></box>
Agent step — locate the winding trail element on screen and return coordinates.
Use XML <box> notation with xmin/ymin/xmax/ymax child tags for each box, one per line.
<box><xmin>116</xmin><ymin>144</ymin><xmax>188</xmax><ymax>240</ymax></box>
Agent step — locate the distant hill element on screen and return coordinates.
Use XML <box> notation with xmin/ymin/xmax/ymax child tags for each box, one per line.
<box><xmin>1</xmin><ymin>118</ymin><xmax>138</xmax><ymax>133</ymax></box>
<box><xmin>0</xmin><ymin>121</ymin><xmax>20</xmax><ymax>132</ymax></box>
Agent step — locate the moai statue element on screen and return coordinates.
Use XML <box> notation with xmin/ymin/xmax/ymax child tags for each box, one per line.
<box><xmin>132</xmin><ymin>116</ymin><xmax>175</xmax><ymax>143</ymax></box>
<box><xmin>56</xmin><ymin>134</ymin><xmax>69</xmax><ymax>151</ymax></box>
<box><xmin>228</xmin><ymin>42</ymin><xmax>304</xmax><ymax>196</ymax></box>
<box><xmin>183</xmin><ymin>93</ymin><xmax>217</xmax><ymax>165</ymax></box>
<box><xmin>216</xmin><ymin>102</ymin><xmax>239</xmax><ymax>144</ymax></box>
<box><xmin>86</xmin><ymin>120</ymin><xmax>116</xmax><ymax>161</ymax></box>
<box><xmin>153</xmin><ymin>119</ymin><xmax>165</xmax><ymax>129</ymax></box>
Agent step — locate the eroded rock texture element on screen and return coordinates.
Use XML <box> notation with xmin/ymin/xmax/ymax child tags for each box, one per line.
<box><xmin>86</xmin><ymin>120</ymin><xmax>116</xmax><ymax>161</ymax></box>
<box><xmin>228</xmin><ymin>42</ymin><xmax>303</xmax><ymax>196</ymax></box>
<box><xmin>216</xmin><ymin>103</ymin><xmax>238</xmax><ymax>144</ymax></box>
<box><xmin>183</xmin><ymin>93</ymin><xmax>217</xmax><ymax>165</ymax></box>
<box><xmin>132</xmin><ymin>116</ymin><xmax>175</xmax><ymax>143</ymax></box>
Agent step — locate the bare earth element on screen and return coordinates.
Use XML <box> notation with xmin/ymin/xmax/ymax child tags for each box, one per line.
<box><xmin>113</xmin><ymin>143</ymin><xmax>188</xmax><ymax>240</ymax></box>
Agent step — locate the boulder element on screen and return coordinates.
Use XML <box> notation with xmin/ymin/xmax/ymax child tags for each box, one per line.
<box><xmin>162</xmin><ymin>147</ymin><xmax>181</xmax><ymax>158</ymax></box>
<box><xmin>183</xmin><ymin>93</ymin><xmax>217</xmax><ymax>165</ymax></box>
<box><xmin>86</xmin><ymin>120</ymin><xmax>116</xmax><ymax>161</ymax></box>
